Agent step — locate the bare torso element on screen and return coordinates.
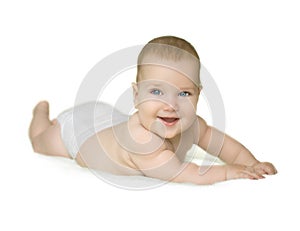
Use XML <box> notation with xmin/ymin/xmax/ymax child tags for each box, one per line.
<box><xmin>77</xmin><ymin>113</ymin><xmax>199</xmax><ymax>176</ymax></box>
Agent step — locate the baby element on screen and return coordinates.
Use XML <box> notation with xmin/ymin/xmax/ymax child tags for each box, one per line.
<box><xmin>29</xmin><ymin>36</ymin><xmax>277</xmax><ymax>185</ymax></box>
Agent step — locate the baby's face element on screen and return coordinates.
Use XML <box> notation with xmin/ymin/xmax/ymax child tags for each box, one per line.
<box><xmin>133</xmin><ymin>65</ymin><xmax>200</xmax><ymax>139</ymax></box>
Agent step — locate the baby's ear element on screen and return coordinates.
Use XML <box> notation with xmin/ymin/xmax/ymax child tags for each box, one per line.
<box><xmin>132</xmin><ymin>82</ymin><xmax>139</xmax><ymax>107</ymax></box>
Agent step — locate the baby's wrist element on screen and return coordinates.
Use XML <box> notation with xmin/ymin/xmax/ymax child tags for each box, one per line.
<box><xmin>224</xmin><ymin>165</ymin><xmax>230</xmax><ymax>181</ymax></box>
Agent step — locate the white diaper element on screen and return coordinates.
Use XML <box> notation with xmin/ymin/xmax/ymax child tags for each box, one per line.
<box><xmin>57</xmin><ymin>102</ymin><xmax>128</xmax><ymax>159</ymax></box>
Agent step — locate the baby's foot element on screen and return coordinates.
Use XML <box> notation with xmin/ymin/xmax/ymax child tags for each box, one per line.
<box><xmin>29</xmin><ymin>101</ymin><xmax>52</xmax><ymax>140</ymax></box>
<box><xmin>33</xmin><ymin>101</ymin><xmax>49</xmax><ymax>115</ymax></box>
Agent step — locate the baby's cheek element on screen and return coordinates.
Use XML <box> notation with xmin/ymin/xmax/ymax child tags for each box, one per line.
<box><xmin>180</xmin><ymin>109</ymin><xmax>197</xmax><ymax>127</ymax></box>
<box><xmin>180</xmin><ymin>100</ymin><xmax>197</xmax><ymax>114</ymax></box>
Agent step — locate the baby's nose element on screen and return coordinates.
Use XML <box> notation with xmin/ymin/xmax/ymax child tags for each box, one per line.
<box><xmin>163</xmin><ymin>97</ymin><xmax>179</xmax><ymax>111</ymax></box>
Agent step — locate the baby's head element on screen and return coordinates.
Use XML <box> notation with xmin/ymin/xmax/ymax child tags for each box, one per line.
<box><xmin>136</xmin><ymin>35</ymin><xmax>201</xmax><ymax>88</ymax></box>
<box><xmin>133</xmin><ymin>36</ymin><xmax>202</xmax><ymax>139</ymax></box>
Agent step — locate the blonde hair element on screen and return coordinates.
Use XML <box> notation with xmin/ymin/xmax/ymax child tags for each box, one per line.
<box><xmin>136</xmin><ymin>36</ymin><xmax>200</xmax><ymax>82</ymax></box>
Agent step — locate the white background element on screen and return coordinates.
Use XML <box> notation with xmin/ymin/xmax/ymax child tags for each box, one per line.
<box><xmin>1</xmin><ymin>0</ymin><xmax>299</xmax><ymax>230</ymax></box>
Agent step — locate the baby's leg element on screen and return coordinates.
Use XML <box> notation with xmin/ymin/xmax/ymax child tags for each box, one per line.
<box><xmin>29</xmin><ymin>101</ymin><xmax>70</xmax><ymax>158</ymax></box>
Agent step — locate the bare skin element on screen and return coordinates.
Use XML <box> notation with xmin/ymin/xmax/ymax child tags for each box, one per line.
<box><xmin>28</xmin><ymin>35</ymin><xmax>277</xmax><ymax>185</ymax></box>
<box><xmin>29</xmin><ymin>67</ymin><xmax>277</xmax><ymax>185</ymax></box>
<box><xmin>29</xmin><ymin>101</ymin><xmax>70</xmax><ymax>159</ymax></box>
<box><xmin>29</xmin><ymin>101</ymin><xmax>277</xmax><ymax>185</ymax></box>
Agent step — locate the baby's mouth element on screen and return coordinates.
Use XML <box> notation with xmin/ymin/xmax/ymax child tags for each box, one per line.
<box><xmin>158</xmin><ymin>117</ymin><xmax>180</xmax><ymax>126</ymax></box>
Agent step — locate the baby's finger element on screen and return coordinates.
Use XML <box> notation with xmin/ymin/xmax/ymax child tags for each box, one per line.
<box><xmin>254</xmin><ymin>165</ymin><xmax>269</xmax><ymax>175</ymax></box>
<box><xmin>261</xmin><ymin>162</ymin><xmax>277</xmax><ymax>175</ymax></box>
<box><xmin>243</xmin><ymin>170</ymin><xmax>265</xmax><ymax>180</ymax></box>
<box><xmin>252</xmin><ymin>172</ymin><xmax>265</xmax><ymax>180</ymax></box>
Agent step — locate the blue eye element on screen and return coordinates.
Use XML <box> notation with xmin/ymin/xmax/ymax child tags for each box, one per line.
<box><xmin>178</xmin><ymin>91</ymin><xmax>191</xmax><ymax>97</ymax></box>
<box><xmin>150</xmin><ymin>89</ymin><xmax>163</xmax><ymax>95</ymax></box>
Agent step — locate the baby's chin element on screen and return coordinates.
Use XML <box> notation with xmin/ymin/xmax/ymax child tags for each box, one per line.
<box><xmin>151</xmin><ymin>123</ymin><xmax>185</xmax><ymax>140</ymax></box>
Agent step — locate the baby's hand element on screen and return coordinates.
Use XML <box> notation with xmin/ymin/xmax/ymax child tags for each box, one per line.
<box><xmin>252</xmin><ymin>162</ymin><xmax>278</xmax><ymax>175</ymax></box>
<box><xmin>226</xmin><ymin>164</ymin><xmax>265</xmax><ymax>180</ymax></box>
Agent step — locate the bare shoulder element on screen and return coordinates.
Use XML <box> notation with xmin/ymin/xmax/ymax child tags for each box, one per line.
<box><xmin>113</xmin><ymin>113</ymin><xmax>167</xmax><ymax>156</ymax></box>
<box><xmin>195</xmin><ymin>115</ymin><xmax>209</xmax><ymax>143</ymax></box>
<box><xmin>197</xmin><ymin>115</ymin><xmax>208</xmax><ymax>130</ymax></box>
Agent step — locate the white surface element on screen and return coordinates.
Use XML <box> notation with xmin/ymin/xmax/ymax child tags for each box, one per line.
<box><xmin>1</xmin><ymin>1</ymin><xmax>299</xmax><ymax>230</ymax></box>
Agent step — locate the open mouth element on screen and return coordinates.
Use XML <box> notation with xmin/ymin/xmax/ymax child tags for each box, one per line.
<box><xmin>158</xmin><ymin>117</ymin><xmax>180</xmax><ymax>126</ymax></box>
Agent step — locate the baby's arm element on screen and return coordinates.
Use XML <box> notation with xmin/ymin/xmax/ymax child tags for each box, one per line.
<box><xmin>197</xmin><ymin>116</ymin><xmax>277</xmax><ymax>175</ymax></box>
<box><xmin>129</xmin><ymin>149</ymin><xmax>263</xmax><ymax>185</ymax></box>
